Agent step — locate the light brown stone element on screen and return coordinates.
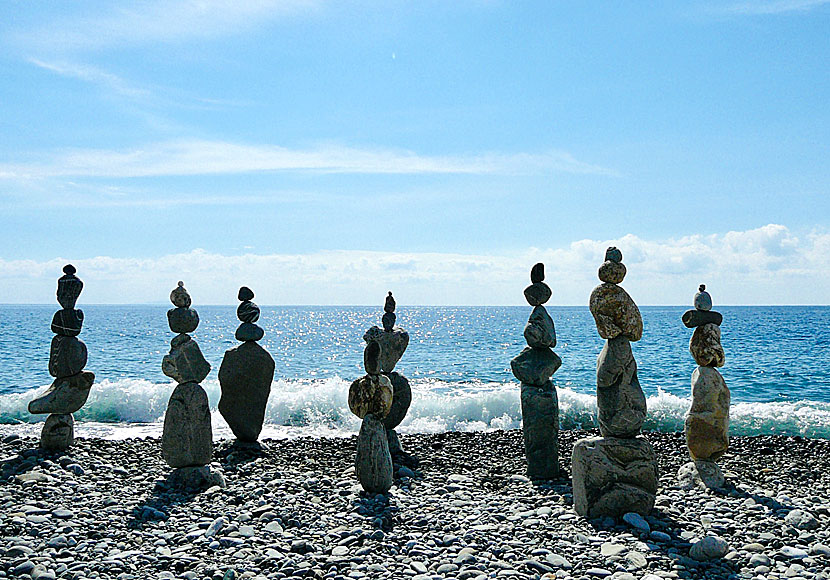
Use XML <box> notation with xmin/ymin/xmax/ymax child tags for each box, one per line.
<box><xmin>348</xmin><ymin>374</ymin><xmax>393</xmax><ymax>419</ymax></box>
<box><xmin>686</xmin><ymin>366</ymin><xmax>730</xmax><ymax>461</ymax></box>
<box><xmin>589</xmin><ymin>283</ymin><xmax>643</xmax><ymax>341</ymax></box>
<box><xmin>690</xmin><ymin>323</ymin><xmax>725</xmax><ymax>367</ymax></box>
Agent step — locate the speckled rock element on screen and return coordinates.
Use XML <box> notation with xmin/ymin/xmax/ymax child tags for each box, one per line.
<box><xmin>28</xmin><ymin>371</ymin><xmax>95</xmax><ymax>415</ymax></box>
<box><xmin>690</xmin><ymin>323</ymin><xmax>725</xmax><ymax>367</ymax></box>
<box><xmin>598</xmin><ymin>260</ymin><xmax>626</xmax><ymax>284</ymax></box>
<box><xmin>521</xmin><ymin>381</ymin><xmax>559</xmax><ymax>480</ymax></box>
<box><xmin>170</xmin><ymin>281</ymin><xmax>191</xmax><ymax>308</ymax></box>
<box><xmin>686</xmin><ymin>366</ymin><xmax>730</xmax><ymax>461</ymax></box>
<box><xmin>218</xmin><ymin>341</ymin><xmax>276</xmax><ymax>442</ymax></box>
<box><xmin>355</xmin><ymin>413</ymin><xmax>393</xmax><ymax>494</ymax></box>
<box><xmin>589</xmin><ymin>283</ymin><xmax>643</xmax><ymax>341</ymax></box>
<box><xmin>382</xmin><ymin>372</ymin><xmax>412</xmax><ymax>430</ymax></box>
<box><xmin>348</xmin><ymin>375</ymin><xmax>393</xmax><ymax>419</ymax></box>
<box><xmin>161</xmin><ymin>382</ymin><xmax>213</xmax><ymax>468</ymax></box>
<box><xmin>571</xmin><ymin>436</ymin><xmax>658</xmax><ymax>518</ymax></box>
<box><xmin>40</xmin><ymin>413</ymin><xmax>74</xmax><ymax>452</ymax></box>
<box><xmin>523</xmin><ymin>305</ymin><xmax>556</xmax><ymax>349</ymax></box>
<box><xmin>510</xmin><ymin>347</ymin><xmax>562</xmax><ymax>386</ymax></box>
<box><xmin>596</xmin><ymin>336</ymin><xmax>646</xmax><ymax>438</ymax></box>
<box><xmin>162</xmin><ymin>334</ymin><xmax>211</xmax><ymax>384</ymax></box>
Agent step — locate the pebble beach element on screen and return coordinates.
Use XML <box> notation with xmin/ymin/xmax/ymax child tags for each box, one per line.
<box><xmin>2</xmin><ymin>429</ymin><xmax>829</xmax><ymax>580</ymax></box>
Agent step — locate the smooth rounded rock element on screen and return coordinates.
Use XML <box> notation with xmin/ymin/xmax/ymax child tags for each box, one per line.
<box><xmin>218</xmin><ymin>341</ymin><xmax>276</xmax><ymax>442</ymax></box>
<box><xmin>40</xmin><ymin>413</ymin><xmax>74</xmax><ymax>452</ymax></box>
<box><xmin>382</xmin><ymin>372</ymin><xmax>412</xmax><ymax>430</ymax></box>
<box><xmin>51</xmin><ymin>309</ymin><xmax>84</xmax><ymax>337</ymax></box>
<box><xmin>57</xmin><ymin>265</ymin><xmax>83</xmax><ymax>310</ymax></box>
<box><xmin>238</xmin><ymin>286</ymin><xmax>254</xmax><ymax>301</ymax></box>
<box><xmin>235</xmin><ymin>322</ymin><xmax>264</xmax><ymax>342</ymax></box>
<box><xmin>784</xmin><ymin>509</ymin><xmax>819</xmax><ymax>531</ymax></box>
<box><xmin>694</xmin><ymin>284</ymin><xmax>713</xmax><ymax>311</ymax></box>
<box><xmin>589</xmin><ymin>283</ymin><xmax>643</xmax><ymax>341</ymax></box>
<box><xmin>605</xmin><ymin>247</ymin><xmax>623</xmax><ymax>263</ymax></box>
<box><xmin>237</xmin><ymin>300</ymin><xmax>260</xmax><ymax>323</ymax></box>
<box><xmin>598</xmin><ymin>260</ymin><xmax>626</xmax><ymax>284</ymax></box>
<box><xmin>384</xmin><ymin>292</ymin><xmax>396</xmax><ymax>313</ymax></box>
<box><xmin>29</xmin><ymin>371</ymin><xmax>95</xmax><ymax>415</ymax></box>
<box><xmin>49</xmin><ymin>336</ymin><xmax>88</xmax><ymax>378</ymax></box>
<box><xmin>530</xmin><ymin>262</ymin><xmax>545</xmax><ymax>283</ymax></box>
<box><xmin>690</xmin><ymin>323</ymin><xmax>725</xmax><ymax>367</ymax></box>
<box><xmin>686</xmin><ymin>366</ymin><xmax>730</xmax><ymax>461</ymax></box>
<box><xmin>382</xmin><ymin>311</ymin><xmax>396</xmax><ymax>332</ymax></box>
<box><xmin>364</xmin><ymin>341</ymin><xmax>381</xmax><ymax>375</ymax></box>
<box><xmin>682</xmin><ymin>309</ymin><xmax>723</xmax><ymax>328</ymax></box>
<box><xmin>524</xmin><ymin>282</ymin><xmax>552</xmax><ymax>306</ymax></box>
<box><xmin>523</xmin><ymin>305</ymin><xmax>556</xmax><ymax>349</ymax></box>
<box><xmin>170</xmin><ymin>281</ymin><xmax>191</xmax><ymax>308</ymax></box>
<box><xmin>348</xmin><ymin>374</ymin><xmax>393</xmax><ymax>419</ymax></box>
<box><xmin>511</xmin><ymin>347</ymin><xmax>562</xmax><ymax>386</ymax></box>
<box><xmin>690</xmin><ymin>536</ymin><xmax>729</xmax><ymax>561</ymax></box>
<box><xmin>355</xmin><ymin>413</ymin><xmax>393</xmax><ymax>494</ymax></box>
<box><xmin>677</xmin><ymin>460</ymin><xmax>725</xmax><ymax>490</ymax></box>
<box><xmin>162</xmin><ymin>382</ymin><xmax>213</xmax><ymax>467</ymax></box>
<box><xmin>167</xmin><ymin>307</ymin><xmax>200</xmax><ymax>334</ymax></box>
<box><xmin>162</xmin><ymin>335</ymin><xmax>211</xmax><ymax>384</ymax></box>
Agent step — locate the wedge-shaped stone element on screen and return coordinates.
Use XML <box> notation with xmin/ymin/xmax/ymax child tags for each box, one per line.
<box><xmin>162</xmin><ymin>334</ymin><xmax>211</xmax><ymax>384</ymax></box>
<box><xmin>364</xmin><ymin>326</ymin><xmax>410</xmax><ymax>373</ymax></box>
<box><xmin>29</xmin><ymin>371</ymin><xmax>95</xmax><ymax>415</ymax></box>
<box><xmin>218</xmin><ymin>341</ymin><xmax>275</xmax><ymax>442</ymax></box>
<box><xmin>524</xmin><ymin>305</ymin><xmax>556</xmax><ymax>349</ymax></box>
<box><xmin>355</xmin><ymin>413</ymin><xmax>393</xmax><ymax>494</ymax></box>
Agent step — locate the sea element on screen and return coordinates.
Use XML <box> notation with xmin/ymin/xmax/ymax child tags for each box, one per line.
<box><xmin>1</xmin><ymin>305</ymin><xmax>829</xmax><ymax>440</ymax></box>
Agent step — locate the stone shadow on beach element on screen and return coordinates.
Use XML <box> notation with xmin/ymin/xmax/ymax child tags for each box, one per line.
<box><xmin>126</xmin><ymin>472</ymin><xmax>205</xmax><ymax>530</ymax></box>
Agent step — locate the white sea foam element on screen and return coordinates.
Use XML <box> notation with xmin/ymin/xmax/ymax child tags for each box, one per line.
<box><xmin>1</xmin><ymin>377</ymin><xmax>829</xmax><ymax>440</ymax></box>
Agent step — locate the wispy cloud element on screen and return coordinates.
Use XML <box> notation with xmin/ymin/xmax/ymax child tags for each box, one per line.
<box><xmin>0</xmin><ymin>140</ymin><xmax>617</xmax><ymax>179</ymax></box>
<box><xmin>28</xmin><ymin>59</ymin><xmax>151</xmax><ymax>99</ymax></box>
<box><xmin>1</xmin><ymin>225</ymin><xmax>828</xmax><ymax>305</ymax></box>
<box><xmin>726</xmin><ymin>0</ymin><xmax>830</xmax><ymax>14</ymax></box>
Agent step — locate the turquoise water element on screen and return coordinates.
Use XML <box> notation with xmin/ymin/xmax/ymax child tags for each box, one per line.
<box><xmin>1</xmin><ymin>305</ymin><xmax>828</xmax><ymax>438</ymax></box>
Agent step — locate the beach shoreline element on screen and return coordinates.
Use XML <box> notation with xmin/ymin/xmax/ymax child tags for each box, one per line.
<box><xmin>2</xmin><ymin>429</ymin><xmax>829</xmax><ymax>580</ymax></box>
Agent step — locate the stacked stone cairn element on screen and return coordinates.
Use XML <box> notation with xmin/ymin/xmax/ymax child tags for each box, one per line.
<box><xmin>362</xmin><ymin>292</ymin><xmax>412</xmax><ymax>459</ymax></box>
<box><xmin>218</xmin><ymin>287</ymin><xmax>275</xmax><ymax>445</ymax></box>
<box><xmin>510</xmin><ymin>263</ymin><xmax>561</xmax><ymax>480</ymax></box>
<box><xmin>161</xmin><ymin>282</ymin><xmax>220</xmax><ymax>487</ymax></box>
<box><xmin>572</xmin><ymin>247</ymin><xmax>658</xmax><ymax>518</ymax></box>
<box><xmin>349</xmin><ymin>338</ymin><xmax>395</xmax><ymax>494</ymax></box>
<box><xmin>28</xmin><ymin>265</ymin><xmax>95</xmax><ymax>451</ymax></box>
<box><xmin>678</xmin><ymin>284</ymin><xmax>730</xmax><ymax>489</ymax></box>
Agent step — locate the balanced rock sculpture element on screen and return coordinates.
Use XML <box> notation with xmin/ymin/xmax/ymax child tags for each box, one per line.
<box><xmin>572</xmin><ymin>248</ymin><xmax>658</xmax><ymax>518</ymax></box>
<box><xmin>349</xmin><ymin>340</ymin><xmax>394</xmax><ymax>493</ymax></box>
<box><xmin>218</xmin><ymin>287</ymin><xmax>275</xmax><ymax>443</ymax></box>
<box><xmin>678</xmin><ymin>285</ymin><xmax>730</xmax><ymax>489</ymax></box>
<box><xmin>363</xmin><ymin>292</ymin><xmax>412</xmax><ymax>458</ymax></box>
<box><xmin>161</xmin><ymin>282</ymin><xmax>217</xmax><ymax>486</ymax></box>
<box><xmin>511</xmin><ymin>263</ymin><xmax>561</xmax><ymax>480</ymax></box>
<box><xmin>28</xmin><ymin>265</ymin><xmax>95</xmax><ymax>451</ymax></box>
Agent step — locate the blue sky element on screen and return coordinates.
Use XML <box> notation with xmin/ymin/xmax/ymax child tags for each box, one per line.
<box><xmin>1</xmin><ymin>1</ymin><xmax>828</xmax><ymax>305</ymax></box>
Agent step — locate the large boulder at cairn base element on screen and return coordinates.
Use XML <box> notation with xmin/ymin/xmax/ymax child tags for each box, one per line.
<box><xmin>589</xmin><ymin>283</ymin><xmax>643</xmax><ymax>341</ymax></box>
<box><xmin>218</xmin><ymin>341</ymin><xmax>276</xmax><ymax>442</ymax></box>
<box><xmin>596</xmin><ymin>336</ymin><xmax>646</xmax><ymax>438</ymax></box>
<box><xmin>49</xmin><ymin>336</ymin><xmax>88</xmax><ymax>378</ymax></box>
<box><xmin>383</xmin><ymin>372</ymin><xmax>412</xmax><ymax>430</ymax></box>
<box><xmin>162</xmin><ymin>382</ymin><xmax>213</xmax><ymax>468</ymax></box>
<box><xmin>348</xmin><ymin>375</ymin><xmax>393</xmax><ymax>419</ymax></box>
<box><xmin>29</xmin><ymin>371</ymin><xmax>95</xmax><ymax>415</ymax></box>
<box><xmin>690</xmin><ymin>323</ymin><xmax>725</xmax><ymax>367</ymax></box>
<box><xmin>510</xmin><ymin>347</ymin><xmax>562</xmax><ymax>386</ymax></box>
<box><xmin>162</xmin><ymin>335</ymin><xmax>211</xmax><ymax>384</ymax></box>
<box><xmin>686</xmin><ymin>366</ymin><xmax>730</xmax><ymax>461</ymax></box>
<box><xmin>572</xmin><ymin>436</ymin><xmax>658</xmax><ymax>518</ymax></box>
<box><xmin>41</xmin><ymin>413</ymin><xmax>74</xmax><ymax>452</ymax></box>
<box><xmin>355</xmin><ymin>413</ymin><xmax>393</xmax><ymax>494</ymax></box>
<box><xmin>521</xmin><ymin>381</ymin><xmax>559</xmax><ymax>480</ymax></box>
<box><xmin>523</xmin><ymin>305</ymin><xmax>556</xmax><ymax>349</ymax></box>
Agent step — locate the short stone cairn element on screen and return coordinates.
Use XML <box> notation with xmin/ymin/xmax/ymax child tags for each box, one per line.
<box><xmin>572</xmin><ymin>247</ymin><xmax>658</xmax><ymax>518</ymax></box>
<box><xmin>510</xmin><ymin>263</ymin><xmax>561</xmax><ymax>480</ymax></box>
<box><xmin>678</xmin><ymin>284</ymin><xmax>730</xmax><ymax>489</ymax></box>
<box><xmin>161</xmin><ymin>282</ymin><xmax>219</xmax><ymax>487</ymax></box>
<box><xmin>218</xmin><ymin>286</ymin><xmax>275</xmax><ymax>444</ymax></box>
<box><xmin>28</xmin><ymin>265</ymin><xmax>95</xmax><ymax>451</ymax></box>
<box><xmin>349</xmin><ymin>340</ymin><xmax>394</xmax><ymax>494</ymax></box>
<box><xmin>362</xmin><ymin>292</ymin><xmax>412</xmax><ymax>458</ymax></box>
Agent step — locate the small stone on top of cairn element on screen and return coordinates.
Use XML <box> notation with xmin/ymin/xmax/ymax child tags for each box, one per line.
<box><xmin>679</xmin><ymin>284</ymin><xmax>730</xmax><ymax>490</ymax></box>
<box><xmin>218</xmin><ymin>286</ymin><xmax>276</xmax><ymax>445</ymax></box>
<box><xmin>29</xmin><ymin>264</ymin><xmax>95</xmax><ymax>452</ymax></box>
<box><xmin>511</xmin><ymin>262</ymin><xmax>561</xmax><ymax>481</ymax></box>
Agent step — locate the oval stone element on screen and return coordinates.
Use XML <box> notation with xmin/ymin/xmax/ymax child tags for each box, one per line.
<box><xmin>690</xmin><ymin>323</ymin><xmax>725</xmax><ymax>367</ymax></box>
<box><xmin>348</xmin><ymin>374</ymin><xmax>393</xmax><ymax>419</ymax></box>
<box><xmin>589</xmin><ymin>283</ymin><xmax>643</xmax><ymax>341</ymax></box>
<box><xmin>686</xmin><ymin>366</ymin><xmax>730</xmax><ymax>461</ymax></box>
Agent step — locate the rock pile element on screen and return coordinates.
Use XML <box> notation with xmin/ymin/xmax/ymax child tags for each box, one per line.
<box><xmin>572</xmin><ymin>247</ymin><xmax>658</xmax><ymax>518</ymax></box>
<box><xmin>510</xmin><ymin>262</ymin><xmax>561</xmax><ymax>480</ymax></box>
<box><xmin>362</xmin><ymin>292</ymin><xmax>412</xmax><ymax>458</ymax></box>
<box><xmin>678</xmin><ymin>284</ymin><xmax>730</xmax><ymax>489</ymax></box>
<box><xmin>161</xmin><ymin>282</ymin><xmax>218</xmax><ymax>487</ymax></box>
<box><xmin>348</xmin><ymin>340</ymin><xmax>394</xmax><ymax>494</ymax></box>
<box><xmin>28</xmin><ymin>265</ymin><xmax>95</xmax><ymax>451</ymax></box>
<box><xmin>218</xmin><ymin>287</ymin><xmax>275</xmax><ymax>444</ymax></box>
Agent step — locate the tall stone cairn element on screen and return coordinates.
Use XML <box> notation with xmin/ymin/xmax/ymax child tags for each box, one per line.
<box><xmin>218</xmin><ymin>287</ymin><xmax>276</xmax><ymax>443</ymax></box>
<box><xmin>349</xmin><ymin>339</ymin><xmax>394</xmax><ymax>494</ymax></box>
<box><xmin>510</xmin><ymin>263</ymin><xmax>561</xmax><ymax>480</ymax></box>
<box><xmin>161</xmin><ymin>282</ymin><xmax>213</xmax><ymax>470</ymax></box>
<box><xmin>572</xmin><ymin>247</ymin><xmax>658</xmax><ymax>518</ymax></box>
<box><xmin>28</xmin><ymin>265</ymin><xmax>95</xmax><ymax>451</ymax></box>
<box><xmin>362</xmin><ymin>292</ymin><xmax>412</xmax><ymax>458</ymax></box>
<box><xmin>677</xmin><ymin>284</ymin><xmax>730</xmax><ymax>489</ymax></box>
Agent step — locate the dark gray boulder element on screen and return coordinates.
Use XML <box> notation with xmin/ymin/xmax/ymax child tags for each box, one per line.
<box><xmin>218</xmin><ymin>341</ymin><xmax>275</xmax><ymax>442</ymax></box>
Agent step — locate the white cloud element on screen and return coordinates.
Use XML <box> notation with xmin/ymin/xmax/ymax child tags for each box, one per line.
<box><xmin>726</xmin><ymin>0</ymin><xmax>830</xmax><ymax>13</ymax></box>
<box><xmin>0</xmin><ymin>139</ymin><xmax>616</xmax><ymax>179</ymax></box>
<box><xmin>1</xmin><ymin>224</ymin><xmax>828</xmax><ymax>306</ymax></box>
<box><xmin>29</xmin><ymin>59</ymin><xmax>151</xmax><ymax>99</ymax></box>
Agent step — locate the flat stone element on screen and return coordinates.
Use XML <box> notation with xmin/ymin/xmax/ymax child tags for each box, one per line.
<box><xmin>600</xmin><ymin>543</ymin><xmax>626</xmax><ymax>557</ymax></box>
<box><xmin>355</xmin><ymin>414</ymin><xmax>393</xmax><ymax>494</ymax></box>
<box><xmin>167</xmin><ymin>307</ymin><xmax>200</xmax><ymax>334</ymax></box>
<box><xmin>51</xmin><ymin>308</ymin><xmax>83</xmax><ymax>336</ymax></box>
<box><xmin>364</xmin><ymin>326</ymin><xmax>410</xmax><ymax>372</ymax></box>
<box><xmin>235</xmin><ymin>322</ymin><xmax>264</xmax><ymax>342</ymax></box>
<box><xmin>28</xmin><ymin>371</ymin><xmax>94</xmax><ymax>415</ymax></box>
<box><xmin>161</xmin><ymin>382</ymin><xmax>213</xmax><ymax>468</ymax></box>
<box><xmin>682</xmin><ymin>309</ymin><xmax>722</xmax><ymax>328</ymax></box>
<box><xmin>589</xmin><ymin>283</ymin><xmax>642</xmax><ymax>341</ymax></box>
<box><xmin>348</xmin><ymin>375</ymin><xmax>393</xmax><ymax>419</ymax></box>
<box><xmin>524</xmin><ymin>305</ymin><xmax>556</xmax><ymax>349</ymax></box>
<box><xmin>40</xmin><ymin>413</ymin><xmax>74</xmax><ymax>452</ymax></box>
<box><xmin>236</xmin><ymin>300</ymin><xmax>260</xmax><ymax>323</ymax></box>
<box><xmin>524</xmin><ymin>282</ymin><xmax>552</xmax><ymax>306</ymax></box>
<box><xmin>382</xmin><ymin>372</ymin><xmax>412</xmax><ymax>430</ymax></box>
<box><xmin>686</xmin><ymin>366</ymin><xmax>730</xmax><ymax>461</ymax></box>
<box><xmin>571</xmin><ymin>436</ymin><xmax>658</xmax><ymax>518</ymax></box>
<box><xmin>49</xmin><ymin>336</ymin><xmax>88</xmax><ymax>378</ymax></box>
<box><xmin>218</xmin><ymin>341</ymin><xmax>276</xmax><ymax>442</ymax></box>
<box><xmin>598</xmin><ymin>260</ymin><xmax>626</xmax><ymax>284</ymax></box>
<box><xmin>511</xmin><ymin>347</ymin><xmax>561</xmax><ymax>386</ymax></box>
<box><xmin>622</xmin><ymin>512</ymin><xmax>650</xmax><ymax>533</ymax></box>
<box><xmin>596</xmin><ymin>336</ymin><xmax>646</xmax><ymax>438</ymax></box>
<box><xmin>520</xmin><ymin>381</ymin><xmax>559</xmax><ymax>480</ymax></box>
<box><xmin>677</xmin><ymin>460</ymin><xmax>725</xmax><ymax>490</ymax></box>
<box><xmin>690</xmin><ymin>323</ymin><xmax>725</xmax><ymax>367</ymax></box>
<box><xmin>690</xmin><ymin>536</ymin><xmax>729</xmax><ymax>561</ymax></box>
<box><xmin>162</xmin><ymin>335</ymin><xmax>211</xmax><ymax>384</ymax></box>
